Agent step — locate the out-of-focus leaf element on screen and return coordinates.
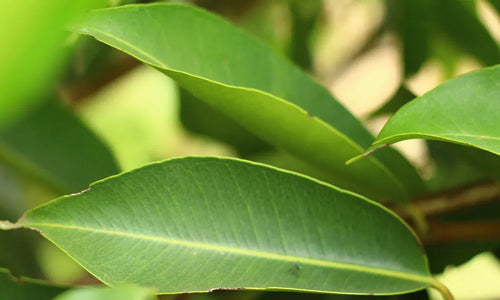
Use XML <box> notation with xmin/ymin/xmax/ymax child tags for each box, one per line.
<box><xmin>354</xmin><ymin>65</ymin><xmax>500</xmax><ymax>161</ymax></box>
<box><xmin>0</xmin><ymin>268</ymin><xmax>67</xmax><ymax>300</ymax></box>
<box><xmin>0</xmin><ymin>230</ymin><xmax>42</xmax><ymax>278</ymax></box>
<box><xmin>65</xmin><ymin>35</ymin><xmax>117</xmax><ymax>84</ymax></box>
<box><xmin>0</xmin><ymin>0</ymin><xmax>106</xmax><ymax>129</ymax></box>
<box><xmin>368</xmin><ymin>86</ymin><xmax>416</xmax><ymax>119</ymax></box>
<box><xmin>490</xmin><ymin>0</ymin><xmax>500</xmax><ymax>14</ymax></box>
<box><xmin>433</xmin><ymin>0</ymin><xmax>500</xmax><ymax>66</ymax></box>
<box><xmin>238</xmin><ymin>1</ymin><xmax>289</xmax><ymax>54</ymax></box>
<box><xmin>425</xmin><ymin>141</ymin><xmax>486</xmax><ymax>191</ymax></box>
<box><xmin>287</xmin><ymin>0</ymin><xmax>322</xmax><ymax>71</ymax></box>
<box><xmin>73</xmin><ymin>3</ymin><xmax>424</xmax><ymax>201</ymax></box>
<box><xmin>54</xmin><ymin>284</ymin><xmax>156</xmax><ymax>300</ymax></box>
<box><xmin>0</xmin><ymin>98</ymin><xmax>119</xmax><ymax>194</ymax></box>
<box><xmin>0</xmin><ymin>167</ymin><xmax>45</xmax><ymax>277</ymax></box>
<box><xmin>5</xmin><ymin>157</ymin><xmax>433</xmax><ymax>295</ymax></box>
<box><xmin>387</xmin><ymin>0</ymin><xmax>432</xmax><ymax>76</ymax></box>
<box><xmin>445</xmin><ymin>144</ymin><xmax>500</xmax><ymax>180</ymax></box>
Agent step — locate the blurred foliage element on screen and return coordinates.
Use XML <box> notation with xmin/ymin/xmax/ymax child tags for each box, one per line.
<box><xmin>0</xmin><ymin>268</ymin><xmax>67</xmax><ymax>300</ymax></box>
<box><xmin>0</xmin><ymin>0</ymin><xmax>106</xmax><ymax>129</ymax></box>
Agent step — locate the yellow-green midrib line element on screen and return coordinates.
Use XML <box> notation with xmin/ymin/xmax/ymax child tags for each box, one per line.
<box><xmin>29</xmin><ymin>222</ymin><xmax>431</xmax><ymax>284</ymax></box>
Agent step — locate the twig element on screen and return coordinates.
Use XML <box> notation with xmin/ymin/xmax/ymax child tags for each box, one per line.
<box><xmin>61</xmin><ymin>55</ymin><xmax>140</xmax><ymax>104</ymax></box>
<box><xmin>392</xmin><ymin>180</ymin><xmax>500</xmax><ymax>219</ymax></box>
<box><xmin>422</xmin><ymin>221</ymin><xmax>500</xmax><ymax>244</ymax></box>
<box><xmin>388</xmin><ymin>180</ymin><xmax>500</xmax><ymax>244</ymax></box>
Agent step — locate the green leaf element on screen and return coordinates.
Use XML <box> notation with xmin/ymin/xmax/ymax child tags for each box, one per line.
<box><xmin>490</xmin><ymin>0</ymin><xmax>500</xmax><ymax>14</ymax></box>
<box><xmin>180</xmin><ymin>88</ymin><xmax>271</xmax><ymax>156</ymax></box>
<box><xmin>0</xmin><ymin>98</ymin><xmax>119</xmax><ymax>194</ymax></box>
<box><xmin>425</xmin><ymin>141</ymin><xmax>487</xmax><ymax>191</ymax></box>
<box><xmin>353</xmin><ymin>65</ymin><xmax>500</xmax><ymax>161</ymax></box>
<box><xmin>7</xmin><ymin>157</ymin><xmax>432</xmax><ymax>295</ymax></box>
<box><xmin>0</xmin><ymin>230</ymin><xmax>42</xmax><ymax>278</ymax></box>
<box><xmin>387</xmin><ymin>0</ymin><xmax>432</xmax><ymax>76</ymax></box>
<box><xmin>0</xmin><ymin>167</ymin><xmax>45</xmax><ymax>277</ymax></box>
<box><xmin>0</xmin><ymin>0</ymin><xmax>105</xmax><ymax>129</ymax></box>
<box><xmin>54</xmin><ymin>284</ymin><xmax>156</xmax><ymax>300</ymax></box>
<box><xmin>431</xmin><ymin>142</ymin><xmax>500</xmax><ymax>183</ymax></box>
<box><xmin>433</xmin><ymin>0</ymin><xmax>500</xmax><ymax>66</ymax></box>
<box><xmin>287</xmin><ymin>0</ymin><xmax>322</xmax><ymax>71</ymax></box>
<box><xmin>0</xmin><ymin>268</ymin><xmax>67</xmax><ymax>300</ymax></box>
<box><xmin>72</xmin><ymin>3</ymin><xmax>424</xmax><ymax>201</ymax></box>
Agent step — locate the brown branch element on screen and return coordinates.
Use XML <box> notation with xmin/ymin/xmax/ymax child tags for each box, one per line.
<box><xmin>392</xmin><ymin>180</ymin><xmax>500</xmax><ymax>220</ymax></box>
<box><xmin>60</xmin><ymin>55</ymin><xmax>140</xmax><ymax>104</ymax></box>
<box><xmin>422</xmin><ymin>221</ymin><xmax>500</xmax><ymax>244</ymax></box>
<box><xmin>387</xmin><ymin>180</ymin><xmax>500</xmax><ymax>244</ymax></box>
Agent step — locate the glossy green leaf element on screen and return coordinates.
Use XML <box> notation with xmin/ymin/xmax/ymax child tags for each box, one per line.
<box><xmin>354</xmin><ymin>65</ymin><xmax>500</xmax><ymax>161</ymax></box>
<box><xmin>433</xmin><ymin>0</ymin><xmax>500</xmax><ymax>66</ymax></box>
<box><xmin>4</xmin><ymin>157</ymin><xmax>433</xmax><ymax>295</ymax></box>
<box><xmin>387</xmin><ymin>0</ymin><xmax>431</xmax><ymax>76</ymax></box>
<box><xmin>72</xmin><ymin>3</ymin><xmax>424</xmax><ymax>201</ymax></box>
<box><xmin>0</xmin><ymin>98</ymin><xmax>119</xmax><ymax>194</ymax></box>
<box><xmin>0</xmin><ymin>268</ymin><xmax>67</xmax><ymax>300</ymax></box>
<box><xmin>0</xmin><ymin>0</ymin><xmax>105</xmax><ymax>129</ymax></box>
<box><xmin>54</xmin><ymin>284</ymin><xmax>156</xmax><ymax>300</ymax></box>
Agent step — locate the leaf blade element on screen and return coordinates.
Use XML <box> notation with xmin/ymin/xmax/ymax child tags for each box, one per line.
<box><xmin>17</xmin><ymin>157</ymin><xmax>431</xmax><ymax>295</ymax></box>
<box><xmin>0</xmin><ymin>98</ymin><xmax>120</xmax><ymax>193</ymax></box>
<box><xmin>72</xmin><ymin>3</ymin><xmax>424</xmax><ymax>201</ymax></box>
<box><xmin>363</xmin><ymin>65</ymin><xmax>500</xmax><ymax>157</ymax></box>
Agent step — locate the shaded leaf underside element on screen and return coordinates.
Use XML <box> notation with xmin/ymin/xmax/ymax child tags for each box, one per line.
<box><xmin>72</xmin><ymin>3</ymin><xmax>425</xmax><ymax>201</ymax></box>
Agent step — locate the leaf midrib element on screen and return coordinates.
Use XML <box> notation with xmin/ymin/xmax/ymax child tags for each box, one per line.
<box><xmin>28</xmin><ymin>222</ymin><xmax>431</xmax><ymax>284</ymax></box>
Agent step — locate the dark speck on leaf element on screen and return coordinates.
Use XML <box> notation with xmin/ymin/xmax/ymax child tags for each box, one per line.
<box><xmin>208</xmin><ymin>287</ymin><xmax>245</xmax><ymax>292</ymax></box>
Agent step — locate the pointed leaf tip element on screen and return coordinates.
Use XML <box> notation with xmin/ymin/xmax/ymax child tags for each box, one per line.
<box><xmin>346</xmin><ymin>144</ymin><xmax>390</xmax><ymax>165</ymax></box>
<box><xmin>371</xmin><ymin>65</ymin><xmax>500</xmax><ymax>156</ymax></box>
